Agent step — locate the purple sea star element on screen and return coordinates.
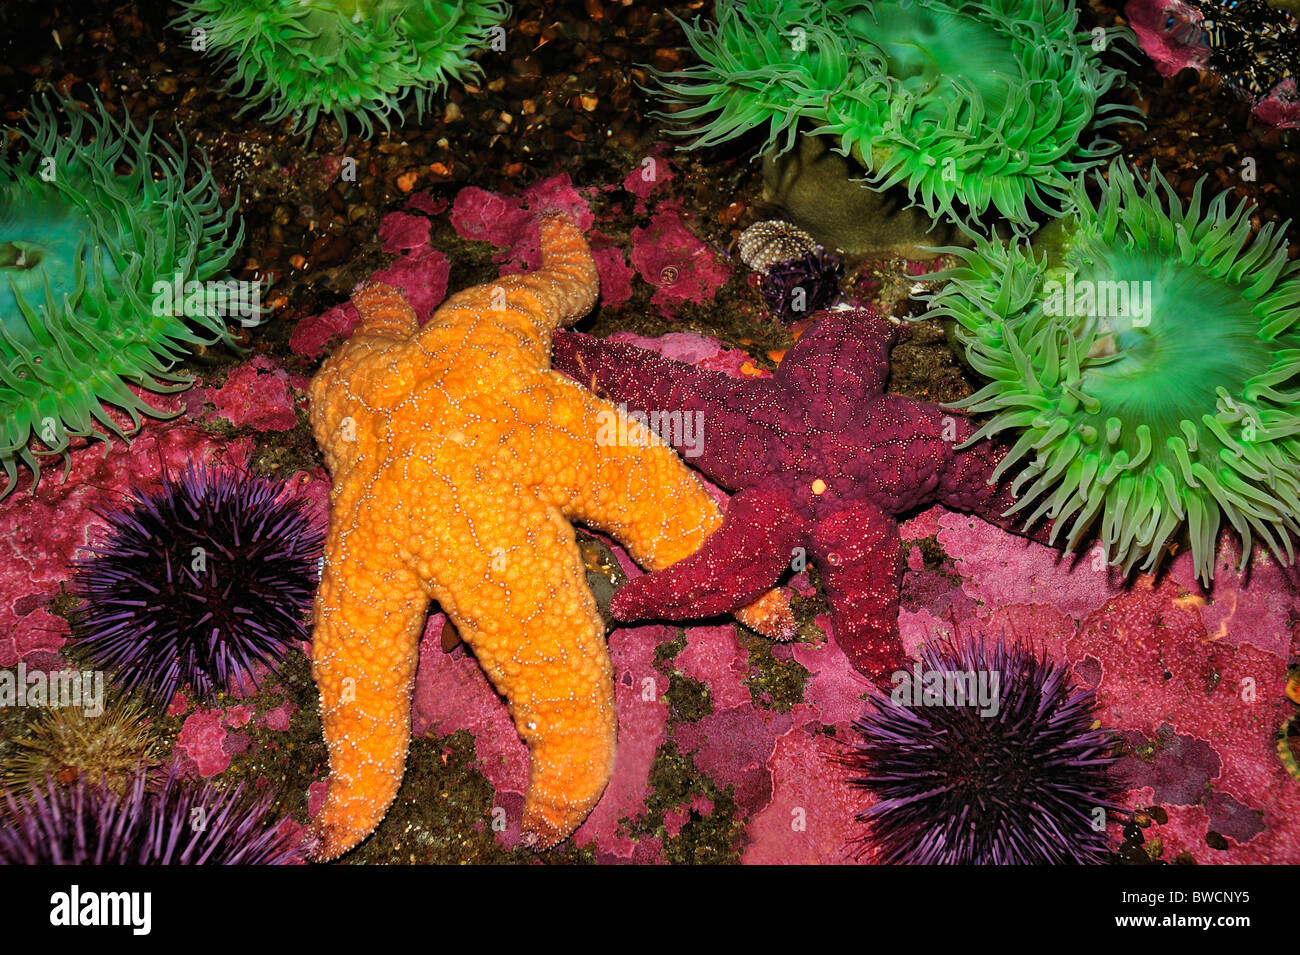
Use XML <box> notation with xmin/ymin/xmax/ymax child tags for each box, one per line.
<box><xmin>553</xmin><ymin>306</ymin><xmax>1048</xmax><ymax>683</ymax></box>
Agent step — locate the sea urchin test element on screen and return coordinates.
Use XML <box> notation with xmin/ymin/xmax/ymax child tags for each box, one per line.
<box><xmin>0</xmin><ymin>94</ymin><xmax>252</xmax><ymax>497</ymax></box>
<box><xmin>927</xmin><ymin>160</ymin><xmax>1300</xmax><ymax>584</ymax></box>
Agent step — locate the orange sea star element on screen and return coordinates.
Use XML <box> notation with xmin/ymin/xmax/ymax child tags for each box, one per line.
<box><xmin>307</xmin><ymin>213</ymin><xmax>791</xmax><ymax>858</ymax></box>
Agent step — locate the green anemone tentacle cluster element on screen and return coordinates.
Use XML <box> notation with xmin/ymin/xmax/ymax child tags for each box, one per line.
<box><xmin>927</xmin><ymin>160</ymin><xmax>1300</xmax><ymax>584</ymax></box>
<box><xmin>0</xmin><ymin>94</ymin><xmax>250</xmax><ymax>497</ymax></box>
<box><xmin>652</xmin><ymin>0</ymin><xmax>1140</xmax><ymax>234</ymax></box>
<box><xmin>173</xmin><ymin>0</ymin><xmax>511</xmax><ymax>138</ymax></box>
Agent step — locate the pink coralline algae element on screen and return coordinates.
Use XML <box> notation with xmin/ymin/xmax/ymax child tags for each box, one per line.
<box><xmin>409</xmin><ymin>612</ymin><xmax>528</xmax><ymax>844</ymax></box>
<box><xmin>174</xmin><ymin>708</ymin><xmax>233</xmax><ymax>777</ymax></box>
<box><xmin>291</xmin><ymin>210</ymin><xmax>450</xmax><ymax>357</ymax></box>
<box><xmin>405</xmin><ymin>192</ymin><xmax>448</xmax><ymax>217</ymax></box>
<box><xmin>572</xmin><ymin>624</ymin><xmax>671</xmax><ymax>861</ymax></box>
<box><xmin>223</xmin><ymin>704</ymin><xmax>255</xmax><ymax>728</ymax></box>
<box><xmin>370</xmin><ymin>245</ymin><xmax>450</xmax><ymax>320</ymax></box>
<box><xmin>622</xmin><ymin>149</ymin><xmax>676</xmax><ymax>211</ymax></box>
<box><xmin>629</xmin><ymin>205</ymin><xmax>731</xmax><ymax>319</ymax></box>
<box><xmin>449</xmin><ymin>186</ymin><xmax>531</xmax><ymax>247</ymax></box>
<box><xmin>742</xmin><ymin>720</ymin><xmax>863</xmax><ymax>864</ymax></box>
<box><xmin>200</xmin><ymin>356</ymin><xmax>301</xmax><ymax>432</ymax></box>
<box><xmin>290</xmin><ymin>301</ymin><xmax>361</xmax><ymax>358</ymax></box>
<box><xmin>675</xmin><ymin>624</ymin><xmax>753</xmax><ymax>711</ymax></box>
<box><xmin>410</xmin><ymin>614</ymin><xmax>675</xmax><ymax>860</ymax></box>
<box><xmin>592</xmin><ymin>247</ymin><xmax>636</xmax><ymax>307</ymax></box>
<box><xmin>450</xmin><ymin>174</ymin><xmax>595</xmax><ymax>273</ymax></box>
<box><xmin>260</xmin><ymin>701</ymin><xmax>297</xmax><ymax>732</ymax></box>
<box><xmin>378</xmin><ymin>212</ymin><xmax>431</xmax><ymax>253</ymax></box>
<box><xmin>1254</xmin><ymin>78</ymin><xmax>1300</xmax><ymax>130</ymax></box>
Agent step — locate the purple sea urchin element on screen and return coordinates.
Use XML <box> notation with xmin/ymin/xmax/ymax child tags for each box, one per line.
<box><xmin>847</xmin><ymin>637</ymin><xmax>1117</xmax><ymax>864</ymax></box>
<box><xmin>173</xmin><ymin>0</ymin><xmax>511</xmax><ymax>138</ymax></box>
<box><xmin>70</xmin><ymin>468</ymin><xmax>324</xmax><ymax>705</ymax></box>
<box><xmin>0</xmin><ymin>768</ymin><xmax>304</xmax><ymax>865</ymax></box>
<box><xmin>653</xmin><ymin>0</ymin><xmax>1140</xmax><ymax>233</ymax></box>
<box><xmin>0</xmin><ymin>94</ymin><xmax>252</xmax><ymax>497</ymax></box>
<box><xmin>927</xmin><ymin>160</ymin><xmax>1300</xmax><ymax>584</ymax></box>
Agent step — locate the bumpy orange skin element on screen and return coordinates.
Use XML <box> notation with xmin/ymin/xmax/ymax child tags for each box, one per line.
<box><xmin>306</xmin><ymin>214</ymin><xmax>790</xmax><ymax>859</ymax></box>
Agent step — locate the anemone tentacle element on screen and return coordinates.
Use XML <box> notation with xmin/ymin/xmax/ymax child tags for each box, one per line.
<box><xmin>0</xmin><ymin>94</ymin><xmax>252</xmax><ymax>498</ymax></box>
<box><xmin>650</xmin><ymin>0</ymin><xmax>1142</xmax><ymax>234</ymax></box>
<box><xmin>927</xmin><ymin>160</ymin><xmax>1300</xmax><ymax>583</ymax></box>
<box><xmin>172</xmin><ymin>0</ymin><xmax>511</xmax><ymax>139</ymax></box>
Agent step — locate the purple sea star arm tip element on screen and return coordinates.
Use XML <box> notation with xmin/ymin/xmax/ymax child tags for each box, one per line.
<box><xmin>610</xmin><ymin>486</ymin><xmax>805</xmax><ymax>639</ymax></box>
<box><xmin>812</xmin><ymin>501</ymin><xmax>904</xmax><ymax>686</ymax></box>
<box><xmin>775</xmin><ymin>307</ymin><xmax>898</xmax><ymax>406</ymax></box>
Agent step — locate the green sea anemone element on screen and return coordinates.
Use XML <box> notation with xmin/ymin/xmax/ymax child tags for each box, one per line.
<box><xmin>173</xmin><ymin>0</ymin><xmax>511</xmax><ymax>138</ymax></box>
<box><xmin>927</xmin><ymin>160</ymin><xmax>1300</xmax><ymax>584</ymax></box>
<box><xmin>0</xmin><ymin>94</ymin><xmax>252</xmax><ymax>498</ymax></box>
<box><xmin>652</xmin><ymin>0</ymin><xmax>1140</xmax><ymax>234</ymax></box>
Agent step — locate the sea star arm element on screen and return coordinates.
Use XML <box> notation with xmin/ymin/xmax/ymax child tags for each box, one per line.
<box><xmin>533</xmin><ymin>376</ymin><xmax>796</xmax><ymax>638</ymax></box>
<box><xmin>937</xmin><ymin>420</ymin><xmax>1056</xmax><ymax>547</ymax></box>
<box><xmin>434</xmin><ymin>213</ymin><xmax>599</xmax><ymax>364</ymax></box>
<box><xmin>774</xmin><ymin>307</ymin><xmax>898</xmax><ymax>407</ymax></box>
<box><xmin>810</xmin><ymin>500</ymin><xmax>905</xmax><ymax>686</ymax></box>
<box><xmin>551</xmin><ymin>330</ymin><xmax>783</xmax><ymax>490</ymax></box>
<box><xmin>309</xmin><ymin>494</ymin><xmax>429</xmax><ymax>861</ymax></box>
<box><xmin>608</xmin><ymin>484</ymin><xmax>807</xmax><ymax>632</ymax></box>
<box><xmin>416</xmin><ymin>481</ymin><xmax>617</xmax><ymax>848</ymax></box>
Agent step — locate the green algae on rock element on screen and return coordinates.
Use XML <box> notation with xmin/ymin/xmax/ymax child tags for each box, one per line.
<box><xmin>652</xmin><ymin>0</ymin><xmax>1140</xmax><ymax>236</ymax></box>
<box><xmin>927</xmin><ymin>160</ymin><xmax>1300</xmax><ymax>584</ymax></box>
<box><xmin>173</xmin><ymin>0</ymin><xmax>511</xmax><ymax>139</ymax></box>
<box><xmin>0</xmin><ymin>94</ymin><xmax>251</xmax><ymax>498</ymax></box>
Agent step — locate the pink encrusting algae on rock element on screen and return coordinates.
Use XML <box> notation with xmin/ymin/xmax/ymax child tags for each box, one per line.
<box><xmin>629</xmin><ymin>204</ymin><xmax>731</xmax><ymax>319</ymax></box>
<box><xmin>197</xmin><ymin>356</ymin><xmax>302</xmax><ymax>432</ymax></box>
<box><xmin>291</xmin><ymin>207</ymin><xmax>452</xmax><ymax>357</ymax></box>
